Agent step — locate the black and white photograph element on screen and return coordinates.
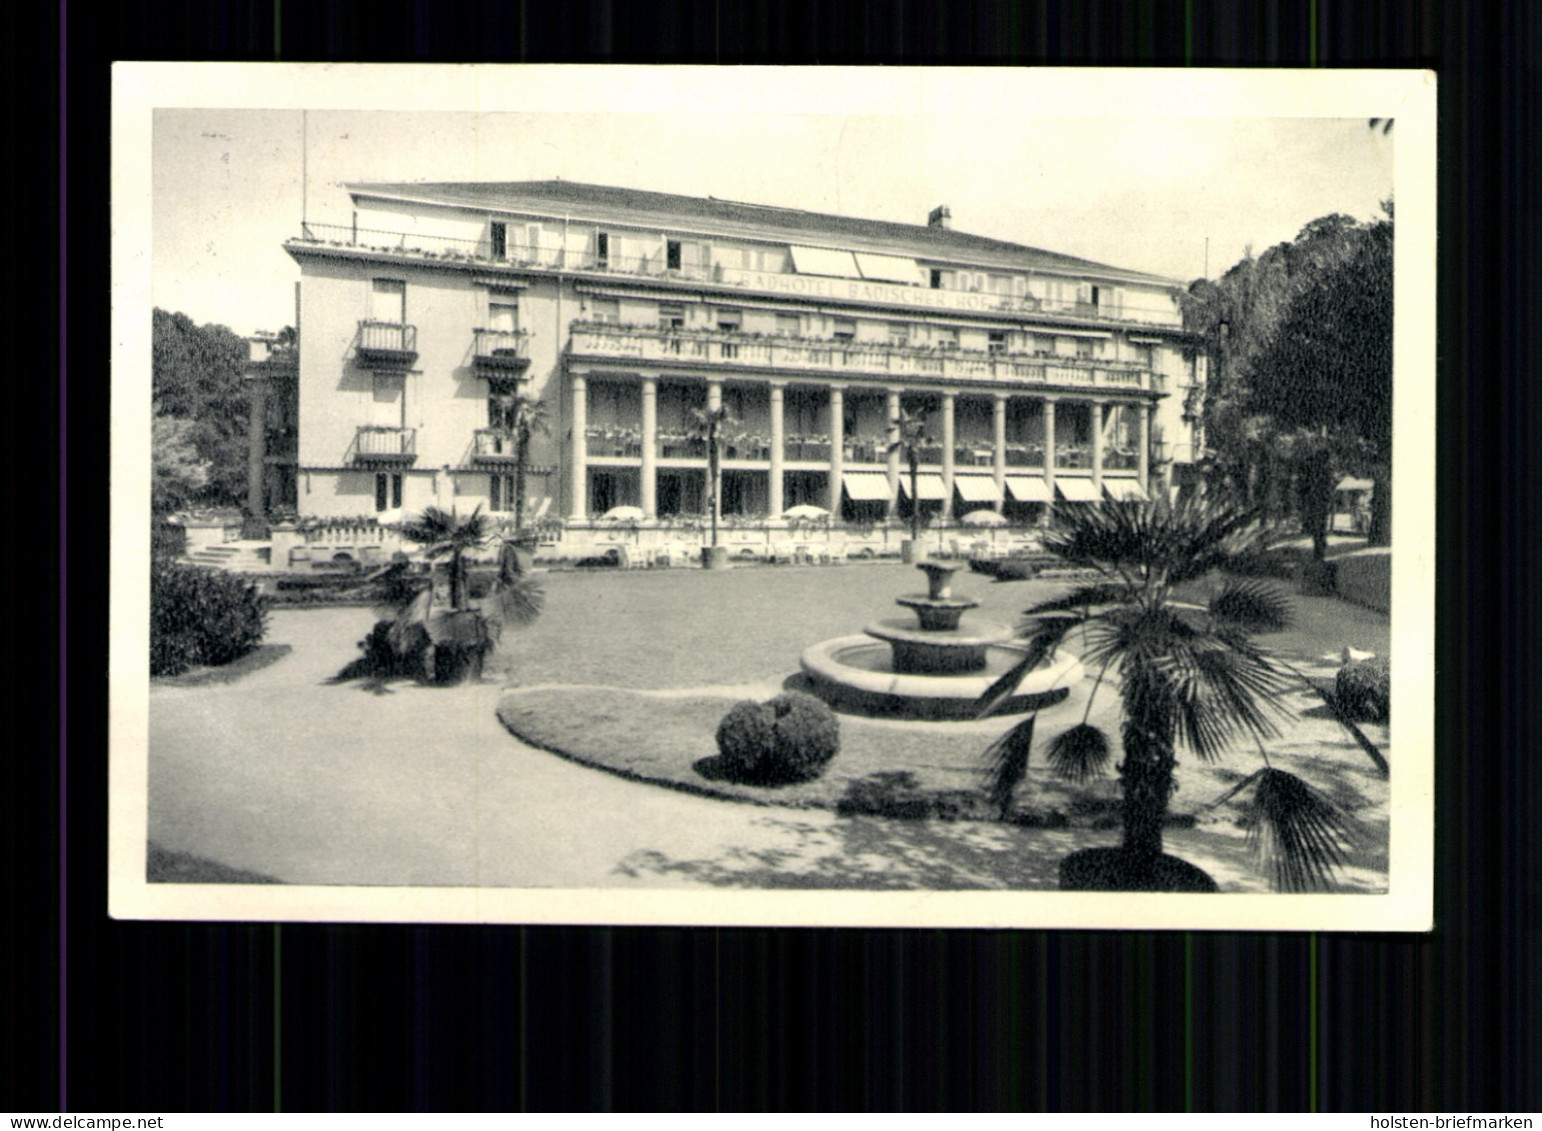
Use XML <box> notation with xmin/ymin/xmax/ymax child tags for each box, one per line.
<box><xmin>111</xmin><ymin>65</ymin><xmax>1435</xmax><ymax>928</ymax></box>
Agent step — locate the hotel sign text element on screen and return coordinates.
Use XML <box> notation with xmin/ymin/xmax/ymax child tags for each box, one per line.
<box><xmin>718</xmin><ymin>268</ymin><xmax>1043</xmax><ymax>317</ymax></box>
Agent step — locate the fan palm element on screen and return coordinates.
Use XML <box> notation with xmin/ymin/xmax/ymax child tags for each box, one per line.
<box><xmin>361</xmin><ymin>505</ymin><xmax>543</xmax><ymax>684</ymax></box>
<box><xmin>888</xmin><ymin>407</ymin><xmax>931</xmax><ymax>545</ymax></box>
<box><xmin>490</xmin><ymin>391</ymin><xmax>551</xmax><ymax>536</ymax></box>
<box><xmin>689</xmin><ymin>405</ymin><xmax>740</xmax><ymax>549</ymax></box>
<box><xmin>976</xmin><ymin>496</ymin><xmax>1382</xmax><ymax>892</ymax></box>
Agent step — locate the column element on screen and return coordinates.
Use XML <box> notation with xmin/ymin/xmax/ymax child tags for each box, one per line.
<box><xmin>886</xmin><ymin>388</ymin><xmax>902</xmax><ymax>521</ymax></box>
<box><xmin>707</xmin><ymin>380</ymin><xmax>722</xmax><ymax>413</ymax></box>
<box><xmin>768</xmin><ymin>381</ymin><xmax>785</xmax><ymax>517</ymax></box>
<box><xmin>640</xmin><ymin>377</ymin><xmax>658</xmax><ymax>519</ymax></box>
<box><xmin>569</xmin><ymin>374</ymin><xmax>588</xmax><ymax>520</ymax></box>
<box><xmin>940</xmin><ymin>393</ymin><xmax>956</xmax><ymax>522</ymax></box>
<box><xmin>992</xmin><ymin>393</ymin><xmax>1007</xmax><ymax>513</ymax></box>
<box><xmin>1137</xmin><ymin>402</ymin><xmax>1151</xmax><ymax>496</ymax></box>
<box><xmin>1043</xmin><ymin>396</ymin><xmax>1058</xmax><ymax>499</ymax></box>
<box><xmin>1090</xmin><ymin>399</ymin><xmax>1105</xmax><ymax>498</ymax></box>
<box><xmin>246</xmin><ymin>376</ymin><xmax>267</xmax><ymax>515</ymax></box>
<box><xmin>827</xmin><ymin>385</ymin><xmax>845</xmax><ymax>515</ymax></box>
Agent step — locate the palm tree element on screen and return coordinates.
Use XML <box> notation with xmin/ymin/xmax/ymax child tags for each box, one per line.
<box><xmin>491</xmin><ymin>391</ymin><xmax>550</xmax><ymax>537</ymax></box>
<box><xmin>359</xmin><ymin>505</ymin><xmax>543</xmax><ymax>684</ymax></box>
<box><xmin>689</xmin><ymin>405</ymin><xmax>740</xmax><ymax>551</ymax></box>
<box><xmin>888</xmin><ymin>407</ymin><xmax>931</xmax><ymax>546</ymax></box>
<box><xmin>977</xmin><ymin>496</ymin><xmax>1380</xmax><ymax>892</ymax></box>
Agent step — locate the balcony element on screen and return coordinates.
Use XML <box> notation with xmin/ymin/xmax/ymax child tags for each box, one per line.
<box><xmin>473</xmin><ymin>328</ymin><xmax>531</xmax><ymax>373</ymax></box>
<box><xmin>356</xmin><ymin>321</ymin><xmax>418</xmax><ymax>369</ymax></box>
<box><xmin>353</xmin><ymin>426</ymin><xmax>418</xmax><ymax>464</ymax></box>
<box><xmin>472</xmin><ymin>428</ymin><xmax>522</xmax><ymax>464</ymax></box>
<box><xmin>568</xmin><ymin>323</ymin><xmax>1153</xmax><ymax>392</ymax></box>
<box><xmin>784</xmin><ymin>437</ymin><xmax>832</xmax><ymax>462</ymax></box>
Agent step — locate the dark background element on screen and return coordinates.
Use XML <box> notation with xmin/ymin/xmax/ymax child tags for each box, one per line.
<box><xmin>13</xmin><ymin>0</ymin><xmax>1534</xmax><ymax>1111</ymax></box>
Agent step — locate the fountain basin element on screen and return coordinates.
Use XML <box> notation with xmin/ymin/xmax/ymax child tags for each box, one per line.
<box><xmin>800</xmin><ymin>635</ymin><xmax>1086</xmax><ymax>720</ymax></box>
<box><xmin>894</xmin><ymin>594</ymin><xmax>978</xmax><ymax>631</ymax></box>
<box><xmin>864</xmin><ymin>617</ymin><xmax>1013</xmax><ymax>673</ymax></box>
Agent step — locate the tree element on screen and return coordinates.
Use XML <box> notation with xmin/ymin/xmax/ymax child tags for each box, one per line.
<box><xmin>151</xmin><ymin>405</ymin><xmax>210</xmax><ymax>513</ymax></box>
<box><xmin>152</xmin><ymin>308</ymin><xmax>252</xmax><ymax>508</ymax></box>
<box><xmin>689</xmin><ymin>405</ymin><xmax>740</xmax><ymax>550</ymax></box>
<box><xmin>977</xmin><ymin>497</ymin><xmax>1382</xmax><ymax>892</ymax></box>
<box><xmin>491</xmin><ymin>390</ymin><xmax>551</xmax><ymax>536</ymax></box>
<box><xmin>888</xmin><ymin>407</ymin><xmax>931</xmax><ymax>546</ymax></box>
<box><xmin>357</xmin><ymin>506</ymin><xmax>544</xmax><ymax>685</ymax></box>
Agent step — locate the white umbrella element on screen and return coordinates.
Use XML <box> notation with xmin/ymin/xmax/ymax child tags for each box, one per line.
<box><xmin>782</xmin><ymin>504</ymin><xmax>830</xmax><ymax>519</ymax></box>
<box><xmin>960</xmin><ymin>509</ymin><xmax>1008</xmax><ymax>527</ymax></box>
<box><xmin>602</xmin><ymin>505</ymin><xmax>645</xmax><ymax>521</ymax></box>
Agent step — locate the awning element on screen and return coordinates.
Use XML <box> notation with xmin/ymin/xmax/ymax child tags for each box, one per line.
<box><xmin>1004</xmin><ymin>476</ymin><xmax>1052</xmax><ymax>503</ymax></box>
<box><xmin>1103</xmin><ymin>479</ymin><xmax>1148</xmax><ymax>502</ymax></box>
<box><xmin>841</xmin><ymin>472</ymin><xmax>893</xmax><ymax>502</ymax></box>
<box><xmin>953</xmin><ymin>475</ymin><xmax>1002</xmax><ymax>503</ymax></box>
<box><xmin>1056</xmin><ymin>479</ymin><xmax>1102</xmax><ymax>502</ymax></box>
<box><xmin>1336</xmin><ymin>476</ymin><xmax>1374</xmax><ymax>492</ymax></box>
<box><xmin>855</xmin><ymin>252</ymin><xmax>923</xmax><ymax>286</ymax></box>
<box><xmin>789</xmin><ymin>245</ymin><xmax>861</xmax><ymax>279</ymax></box>
<box><xmin>898</xmin><ymin>473</ymin><xmax>947</xmax><ymax>501</ymax></box>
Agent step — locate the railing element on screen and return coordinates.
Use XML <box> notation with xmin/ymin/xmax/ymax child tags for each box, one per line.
<box><xmin>658</xmin><ymin>434</ymin><xmax>708</xmax><ymax>460</ymax></box>
<box><xmin>1003</xmin><ymin>444</ymin><xmax>1046</xmax><ymax>467</ymax></box>
<box><xmin>569</xmin><ymin>323</ymin><xmax>1152</xmax><ymax>390</ymax></box>
<box><xmin>784</xmin><ymin>438</ymin><xmax>832</xmax><ymax>462</ymax></box>
<box><xmin>356</xmin><ymin>320</ymin><xmax>418</xmax><ymax>360</ymax></box>
<box><xmin>1055</xmin><ymin>445</ymin><xmax>1092</xmax><ymax>470</ymax></box>
<box><xmin>841</xmin><ymin>438</ymin><xmax>888</xmax><ymax>464</ymax></box>
<box><xmin>354</xmin><ymin>426</ymin><xmax>417</xmax><ymax>461</ymax></box>
<box><xmin>1103</xmin><ymin>448</ymin><xmax>1139</xmax><ymax>471</ymax></box>
<box><xmin>954</xmin><ymin>445</ymin><xmax>997</xmax><ymax>467</ymax></box>
<box><xmin>585</xmin><ymin>427</ymin><xmax>643</xmax><ymax>458</ymax></box>
<box><xmin>473</xmin><ymin>429</ymin><xmax>522</xmax><ymax>461</ymax></box>
<box><xmin>290</xmin><ymin>222</ymin><xmax>1184</xmax><ymax>326</ymax></box>
<box><xmin>473</xmin><ymin>328</ymin><xmax>531</xmax><ymax>366</ymax></box>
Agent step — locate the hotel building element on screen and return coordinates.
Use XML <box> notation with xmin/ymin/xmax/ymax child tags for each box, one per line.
<box><xmin>251</xmin><ymin>181</ymin><xmax>1205</xmax><ymax>553</ymax></box>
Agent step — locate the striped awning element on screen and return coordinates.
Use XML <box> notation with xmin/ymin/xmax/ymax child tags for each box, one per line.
<box><xmin>1004</xmin><ymin>476</ymin><xmax>1052</xmax><ymax>503</ymax></box>
<box><xmin>1103</xmin><ymin>479</ymin><xmax>1148</xmax><ymax>502</ymax></box>
<box><xmin>855</xmin><ymin>252</ymin><xmax>923</xmax><ymax>286</ymax></box>
<box><xmin>842</xmin><ymin>471</ymin><xmax>892</xmax><ymax>502</ymax></box>
<box><xmin>1056</xmin><ymin>479</ymin><xmax>1102</xmax><ymax>502</ymax></box>
<box><xmin>952</xmin><ymin>474</ymin><xmax>1002</xmax><ymax>503</ymax></box>
<box><xmin>898</xmin><ymin>473</ymin><xmax>947</xmax><ymax>501</ymax></box>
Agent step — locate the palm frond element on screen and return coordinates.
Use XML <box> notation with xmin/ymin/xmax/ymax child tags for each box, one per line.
<box><xmin>1209</xmin><ymin>579</ymin><xmax>1293</xmax><ymax>632</ymax></box>
<box><xmin>385</xmin><ymin>586</ymin><xmax>433</xmax><ymax>656</ymax></box>
<box><xmin>1244</xmin><ymin>768</ymin><xmax>1354</xmax><ymax>892</ymax></box>
<box><xmin>492</xmin><ymin>574</ymin><xmax>545</xmax><ymax>627</ymax></box>
<box><xmin>976</xmin><ymin>616</ymin><xmax>1077</xmax><ymax>719</ymax></box>
<box><xmin>1044</xmin><ymin>723</ymin><xmax>1111</xmax><ymax>783</ymax></box>
<box><xmin>1022</xmin><ymin>584</ymin><xmax>1132</xmax><ymax>617</ymax></box>
<box><xmin>982</xmin><ymin>714</ymin><xmax>1036</xmax><ymax>818</ymax></box>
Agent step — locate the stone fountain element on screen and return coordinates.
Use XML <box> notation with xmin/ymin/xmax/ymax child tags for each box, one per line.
<box><xmin>799</xmin><ymin>560</ymin><xmax>1085</xmax><ymax>720</ymax></box>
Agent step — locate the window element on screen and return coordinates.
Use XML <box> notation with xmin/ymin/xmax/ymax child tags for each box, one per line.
<box><xmin>930</xmin><ymin>268</ymin><xmax>945</xmax><ymax>290</ymax></box>
<box><xmin>590</xmin><ymin>298</ymin><xmax>620</xmax><ymax>324</ymax></box>
<box><xmin>832</xmin><ymin>319</ymin><xmax>856</xmax><ymax>341</ymax></box>
<box><xmin>991</xmin><ymin>275</ymin><xmax>1012</xmax><ymax>295</ymax></box>
<box><xmin>988</xmin><ymin>331</ymin><xmax>1007</xmax><ymax>354</ymax></box>
<box><xmin>1075</xmin><ymin>339</ymin><xmax>1094</xmax><ymax>359</ymax></box>
<box><xmin>775</xmin><ymin>313</ymin><xmax>801</xmax><ymax>336</ymax></box>
<box><xmin>716</xmin><ymin>308</ymin><xmax>742</xmax><ymax>332</ymax></box>
<box><xmin>490</xmin><ymin>222</ymin><xmax>507</xmax><ymax>260</ymax></box>
<box><xmin>489</xmin><ymin>474</ymin><xmax>518</xmax><ymax>512</ymax></box>
<box><xmin>666</xmin><ymin>240</ymin><xmax>682</xmax><ymax>271</ymax></box>
<box><xmin>488</xmin><ymin>298</ymin><xmax>519</xmax><ymax>334</ymax></box>
<box><xmin>375</xmin><ymin>472</ymin><xmax>402</xmax><ymax>512</ymax></box>
<box><xmin>1134</xmin><ymin>344</ymin><xmax>1154</xmax><ymax>368</ymax></box>
<box><xmin>659</xmin><ymin>302</ymin><xmax>686</xmax><ymax>329</ymax></box>
<box><xmin>370</xmin><ymin>278</ymin><xmax>405</xmax><ymax>323</ymax></box>
<box><xmin>595</xmin><ymin>232</ymin><xmax>609</xmax><ymax>267</ymax></box>
<box><xmin>935</xmin><ymin>328</ymin><xmax>959</xmax><ymax>350</ymax></box>
<box><xmin>888</xmin><ymin>323</ymin><xmax>910</xmax><ymax>346</ymax></box>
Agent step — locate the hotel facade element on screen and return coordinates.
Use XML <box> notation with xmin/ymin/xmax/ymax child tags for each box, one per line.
<box><xmin>250</xmin><ymin>181</ymin><xmax>1205</xmax><ymax>556</ymax></box>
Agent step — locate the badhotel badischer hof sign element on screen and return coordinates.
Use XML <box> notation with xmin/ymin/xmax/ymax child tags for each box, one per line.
<box><xmin>718</xmin><ymin>268</ymin><xmax>1047</xmax><ymax>317</ymax></box>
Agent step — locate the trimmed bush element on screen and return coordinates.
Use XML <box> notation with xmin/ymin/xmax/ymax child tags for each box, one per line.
<box><xmin>150</xmin><ymin>560</ymin><xmax>269</xmax><ymax>676</ymax></box>
<box><xmin>714</xmin><ymin>691</ymin><xmax>841</xmax><ymax>784</ymax></box>
<box><xmin>1335</xmin><ymin>655</ymin><xmax>1390</xmax><ymax>723</ymax></box>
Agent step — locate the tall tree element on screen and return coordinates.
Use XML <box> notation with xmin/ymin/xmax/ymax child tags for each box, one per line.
<box><xmin>888</xmin><ymin>407</ymin><xmax>931</xmax><ymax>545</ymax></box>
<box><xmin>490</xmin><ymin>390</ymin><xmax>551</xmax><ymax>536</ymax></box>
<box><xmin>151</xmin><ymin>308</ymin><xmax>253</xmax><ymax>508</ymax></box>
<box><xmin>689</xmin><ymin>405</ymin><xmax>739</xmax><ymax>550</ymax></box>
<box><xmin>150</xmin><ymin>405</ymin><xmax>210</xmax><ymax>513</ymax></box>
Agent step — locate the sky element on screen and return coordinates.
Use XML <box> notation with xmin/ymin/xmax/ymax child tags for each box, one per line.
<box><xmin>148</xmin><ymin>71</ymin><xmax>1396</xmax><ymax>339</ymax></box>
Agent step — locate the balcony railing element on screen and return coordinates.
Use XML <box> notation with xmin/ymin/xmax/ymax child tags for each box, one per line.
<box><xmin>585</xmin><ymin>426</ymin><xmax>643</xmax><ymax>459</ymax></box>
<box><xmin>841</xmin><ymin>437</ymin><xmax>889</xmax><ymax>464</ymax></box>
<box><xmin>473</xmin><ymin>328</ymin><xmax>531</xmax><ymax>371</ymax></box>
<box><xmin>784</xmin><ymin>438</ymin><xmax>832</xmax><ymax>462</ymax></box>
<box><xmin>569</xmin><ymin>323</ymin><xmax>1154</xmax><ymax>391</ymax></box>
<box><xmin>472</xmin><ymin>429</ymin><xmax>522</xmax><ymax>463</ymax></box>
<box><xmin>354</xmin><ymin>426</ymin><xmax>417</xmax><ymax>464</ymax></box>
<box><xmin>356</xmin><ymin>321</ymin><xmax>418</xmax><ymax>368</ymax></box>
<box><xmin>1103</xmin><ymin>448</ymin><xmax>1139</xmax><ymax>471</ymax></box>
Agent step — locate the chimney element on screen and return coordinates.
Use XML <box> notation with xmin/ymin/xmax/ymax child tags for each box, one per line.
<box><xmin>928</xmin><ymin>205</ymin><xmax>952</xmax><ymax>230</ymax></box>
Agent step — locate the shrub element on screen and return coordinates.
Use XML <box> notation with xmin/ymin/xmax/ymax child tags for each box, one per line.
<box><xmin>1335</xmin><ymin>655</ymin><xmax>1390</xmax><ymax>723</ymax></box>
<box><xmin>714</xmin><ymin>691</ymin><xmax>841</xmax><ymax>784</ymax></box>
<box><xmin>150</xmin><ymin>560</ymin><xmax>269</xmax><ymax>676</ymax></box>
